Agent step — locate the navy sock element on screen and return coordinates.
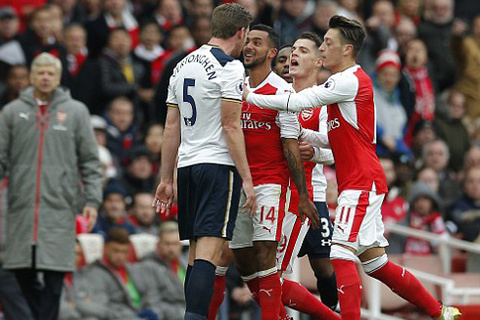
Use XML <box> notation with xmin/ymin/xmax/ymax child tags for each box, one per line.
<box><xmin>184</xmin><ymin>259</ymin><xmax>216</xmax><ymax>319</ymax></box>
<box><xmin>185</xmin><ymin>264</ymin><xmax>193</xmax><ymax>297</ymax></box>
<box><xmin>317</xmin><ymin>272</ymin><xmax>339</xmax><ymax>310</ymax></box>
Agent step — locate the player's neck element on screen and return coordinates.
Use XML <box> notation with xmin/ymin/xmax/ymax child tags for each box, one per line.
<box><xmin>292</xmin><ymin>73</ymin><xmax>318</xmax><ymax>92</ymax></box>
<box><xmin>207</xmin><ymin>38</ymin><xmax>236</xmax><ymax>57</ymax></box>
<box><xmin>248</xmin><ymin>64</ymin><xmax>272</xmax><ymax>88</ymax></box>
<box><xmin>330</xmin><ymin>59</ymin><xmax>356</xmax><ymax>74</ymax></box>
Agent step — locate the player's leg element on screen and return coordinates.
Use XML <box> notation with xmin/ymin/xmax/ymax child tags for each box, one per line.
<box><xmin>278</xmin><ymin>211</ymin><xmax>340</xmax><ymax>320</ymax></box>
<box><xmin>208</xmin><ymin>243</ymin><xmax>233</xmax><ymax>320</ymax></box>
<box><xmin>250</xmin><ymin>184</ymin><xmax>288</xmax><ymax>320</ymax></box>
<box><xmin>359</xmin><ymin>212</ymin><xmax>459</xmax><ymax>319</ymax></box>
<box><xmin>184</xmin><ymin>164</ymin><xmax>242</xmax><ymax>320</ymax></box>
<box><xmin>302</xmin><ymin>201</ymin><xmax>338</xmax><ymax>310</ymax></box>
<box><xmin>329</xmin><ymin>190</ymin><xmax>371</xmax><ymax>320</ymax></box>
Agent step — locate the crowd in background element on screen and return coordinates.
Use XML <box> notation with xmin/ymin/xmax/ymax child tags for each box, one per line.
<box><xmin>1</xmin><ymin>0</ymin><xmax>480</xmax><ymax>319</ymax></box>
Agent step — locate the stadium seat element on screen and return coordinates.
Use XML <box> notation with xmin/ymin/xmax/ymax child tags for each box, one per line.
<box><xmin>129</xmin><ymin>234</ymin><xmax>158</xmax><ymax>260</ymax></box>
<box><xmin>77</xmin><ymin>233</ymin><xmax>104</xmax><ymax>264</ymax></box>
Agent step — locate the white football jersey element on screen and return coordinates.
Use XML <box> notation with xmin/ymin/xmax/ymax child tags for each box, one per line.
<box><xmin>167</xmin><ymin>45</ymin><xmax>245</xmax><ymax>168</ymax></box>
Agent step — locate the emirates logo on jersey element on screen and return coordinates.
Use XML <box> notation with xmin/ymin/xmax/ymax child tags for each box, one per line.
<box><xmin>301</xmin><ymin>110</ymin><xmax>314</xmax><ymax>121</ymax></box>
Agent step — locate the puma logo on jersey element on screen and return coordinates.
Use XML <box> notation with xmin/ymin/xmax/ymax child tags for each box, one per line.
<box><xmin>337</xmin><ymin>285</ymin><xmax>345</xmax><ymax>294</ymax></box>
<box><xmin>327</xmin><ymin>118</ymin><xmax>340</xmax><ymax>131</ymax></box>
<box><xmin>262</xmin><ymin>226</ymin><xmax>273</xmax><ymax>233</ymax></box>
<box><xmin>19</xmin><ymin>112</ymin><xmax>30</xmax><ymax>121</ymax></box>
<box><xmin>336</xmin><ymin>225</ymin><xmax>345</xmax><ymax>233</ymax></box>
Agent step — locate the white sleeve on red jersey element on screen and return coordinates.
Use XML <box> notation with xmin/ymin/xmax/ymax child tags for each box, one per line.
<box><xmin>308</xmin><ymin>107</ymin><xmax>334</xmax><ymax>163</ymax></box>
<box><xmin>276</xmin><ymin>111</ymin><xmax>300</xmax><ymax>139</ymax></box>
<box><xmin>246</xmin><ymin>70</ymin><xmax>358</xmax><ymax>112</ymax></box>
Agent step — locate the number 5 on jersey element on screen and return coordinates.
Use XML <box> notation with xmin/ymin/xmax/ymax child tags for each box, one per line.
<box><xmin>183</xmin><ymin>78</ymin><xmax>196</xmax><ymax>126</ymax></box>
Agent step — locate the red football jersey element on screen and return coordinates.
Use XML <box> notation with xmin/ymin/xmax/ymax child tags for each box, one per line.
<box><xmin>242</xmin><ymin>72</ymin><xmax>294</xmax><ymax>186</ymax></box>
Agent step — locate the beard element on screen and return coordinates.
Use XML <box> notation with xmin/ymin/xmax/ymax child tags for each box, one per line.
<box><xmin>244</xmin><ymin>53</ymin><xmax>268</xmax><ymax>69</ymax></box>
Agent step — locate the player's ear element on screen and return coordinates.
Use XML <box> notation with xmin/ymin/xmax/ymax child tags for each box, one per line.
<box><xmin>343</xmin><ymin>43</ymin><xmax>354</xmax><ymax>58</ymax></box>
<box><xmin>268</xmin><ymin>47</ymin><xmax>278</xmax><ymax>60</ymax></box>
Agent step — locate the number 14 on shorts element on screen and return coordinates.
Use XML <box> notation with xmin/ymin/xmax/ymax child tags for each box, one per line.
<box><xmin>260</xmin><ymin>206</ymin><xmax>276</xmax><ymax>222</ymax></box>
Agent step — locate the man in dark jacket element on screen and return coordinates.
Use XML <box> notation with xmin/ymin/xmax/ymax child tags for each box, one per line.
<box><xmin>0</xmin><ymin>52</ymin><xmax>103</xmax><ymax>320</ymax></box>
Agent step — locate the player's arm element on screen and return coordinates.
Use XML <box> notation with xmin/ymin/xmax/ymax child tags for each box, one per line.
<box><xmin>221</xmin><ymin>99</ymin><xmax>257</xmax><ymax>216</ymax></box>
<box><xmin>278</xmin><ymin>112</ymin><xmax>319</xmax><ymax>228</ymax></box>
<box><xmin>153</xmin><ymin>85</ymin><xmax>180</xmax><ymax>213</ymax></box>
<box><xmin>245</xmin><ymin>75</ymin><xmax>357</xmax><ymax>112</ymax></box>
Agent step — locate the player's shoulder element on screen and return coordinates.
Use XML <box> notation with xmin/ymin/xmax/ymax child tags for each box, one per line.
<box><xmin>323</xmin><ymin>65</ymin><xmax>361</xmax><ymax>92</ymax></box>
<box><xmin>208</xmin><ymin>46</ymin><xmax>243</xmax><ymax>70</ymax></box>
<box><xmin>265</xmin><ymin>72</ymin><xmax>291</xmax><ymax>94</ymax></box>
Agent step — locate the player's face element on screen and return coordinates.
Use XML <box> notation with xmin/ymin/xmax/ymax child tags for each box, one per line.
<box><xmin>319</xmin><ymin>29</ymin><xmax>348</xmax><ymax>71</ymax></box>
<box><xmin>274</xmin><ymin>46</ymin><xmax>292</xmax><ymax>83</ymax></box>
<box><xmin>290</xmin><ymin>38</ymin><xmax>322</xmax><ymax>78</ymax></box>
<box><xmin>243</xmin><ymin>30</ymin><xmax>273</xmax><ymax>69</ymax></box>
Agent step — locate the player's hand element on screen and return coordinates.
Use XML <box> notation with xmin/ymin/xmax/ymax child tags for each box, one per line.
<box><xmin>298</xmin><ymin>193</ymin><xmax>319</xmax><ymax>229</ymax></box>
<box><xmin>243</xmin><ymin>83</ymin><xmax>250</xmax><ymax>102</ymax></box>
<box><xmin>298</xmin><ymin>141</ymin><xmax>314</xmax><ymax>161</ymax></box>
<box><xmin>82</xmin><ymin>206</ymin><xmax>98</xmax><ymax>232</ymax></box>
<box><xmin>152</xmin><ymin>181</ymin><xmax>175</xmax><ymax>214</ymax></box>
<box><xmin>242</xmin><ymin>181</ymin><xmax>257</xmax><ymax>217</ymax></box>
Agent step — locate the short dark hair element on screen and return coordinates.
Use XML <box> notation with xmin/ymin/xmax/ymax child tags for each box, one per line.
<box><xmin>329</xmin><ymin>15</ymin><xmax>366</xmax><ymax>57</ymax></box>
<box><xmin>251</xmin><ymin>24</ymin><xmax>280</xmax><ymax>50</ymax></box>
<box><xmin>106</xmin><ymin>228</ymin><xmax>130</xmax><ymax>245</ymax></box>
<box><xmin>279</xmin><ymin>44</ymin><xmax>293</xmax><ymax>51</ymax></box>
<box><xmin>297</xmin><ymin>31</ymin><xmax>323</xmax><ymax>49</ymax></box>
<box><xmin>211</xmin><ymin>3</ymin><xmax>253</xmax><ymax>39</ymax></box>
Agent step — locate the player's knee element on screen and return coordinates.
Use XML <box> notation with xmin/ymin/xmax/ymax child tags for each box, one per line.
<box><xmin>361</xmin><ymin>254</ymin><xmax>388</xmax><ymax>275</ymax></box>
<box><xmin>330</xmin><ymin>244</ymin><xmax>357</xmax><ymax>261</ymax></box>
<box><xmin>254</xmin><ymin>242</ymin><xmax>277</xmax><ymax>270</ymax></box>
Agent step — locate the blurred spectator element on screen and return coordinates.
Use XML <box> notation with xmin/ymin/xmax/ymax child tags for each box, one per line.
<box><xmin>80</xmin><ymin>0</ymin><xmax>101</xmax><ymax>18</ymax></box>
<box><xmin>51</xmin><ymin>0</ymin><xmax>87</xmax><ymax>25</ymax></box>
<box><xmin>0</xmin><ymin>53</ymin><xmax>102</xmax><ymax>320</ymax></box>
<box><xmin>417</xmin><ymin>0</ymin><xmax>457</xmax><ymax>92</ymax></box>
<box><xmin>447</xmin><ymin>167</ymin><xmax>480</xmax><ymax>242</ymax></box>
<box><xmin>422</xmin><ymin>139</ymin><xmax>461</xmax><ymax>206</ymax></box>
<box><xmin>105</xmin><ymin>96</ymin><xmax>142</xmax><ymax>165</ymax></box>
<box><xmin>236</xmin><ymin>0</ymin><xmax>276</xmax><ymax>27</ymax></box>
<box><xmin>0</xmin><ymin>0</ymin><xmax>46</xmax><ymax>32</ymax></box>
<box><xmin>91</xmin><ymin>115</ymin><xmax>118</xmax><ymax>180</ymax></box>
<box><xmin>380</xmin><ymin>156</ymin><xmax>408</xmax><ymax>227</ymax></box>
<box><xmin>48</xmin><ymin>3</ymin><xmax>64</xmax><ymax>41</ymax></box>
<box><xmin>417</xmin><ymin>167</ymin><xmax>440</xmax><ymax>194</ymax></box>
<box><xmin>452</xmin><ymin>14</ymin><xmax>480</xmax><ymax>121</ymax></box>
<box><xmin>123</xmin><ymin>145</ymin><xmax>156</xmax><ymax>196</ymax></box>
<box><xmin>58</xmin><ymin>241</ymin><xmax>93</xmax><ymax>320</ymax></box>
<box><xmin>404</xmin><ymin>182</ymin><xmax>447</xmax><ymax>255</ymax></box>
<box><xmin>311</xmin><ymin>0</ymin><xmax>338</xmax><ymax>40</ymax></box>
<box><xmin>394</xmin><ymin>17</ymin><xmax>417</xmax><ymax>61</ymax></box>
<box><xmin>85</xmin><ymin>0</ymin><xmax>139</xmax><ymax>58</ymax></box>
<box><xmin>325</xmin><ymin>167</ymin><xmax>338</xmax><ymax>217</ymax></box>
<box><xmin>359</xmin><ymin>0</ymin><xmax>397</xmax><ymax>75</ymax></box>
<box><xmin>434</xmin><ymin>89</ymin><xmax>470</xmax><ymax>172</ymax></box>
<box><xmin>133</xmin><ymin>22</ymin><xmax>164</xmax><ymax>87</ymax></box>
<box><xmin>274</xmin><ymin>44</ymin><xmax>292</xmax><ymax>83</ymax></box>
<box><xmin>0</xmin><ymin>179</ymin><xmax>35</xmax><ymax>320</ymax></box>
<box><xmin>150</xmin><ymin>0</ymin><xmax>184</xmax><ymax>36</ymax></box>
<box><xmin>274</xmin><ymin>0</ymin><xmax>312</xmax><ymax>45</ymax></box>
<box><xmin>395</xmin><ymin>0</ymin><xmax>422</xmax><ymax>25</ymax></box>
<box><xmin>404</xmin><ymin>39</ymin><xmax>436</xmax><ymax>144</ymax></box>
<box><xmin>411</xmin><ymin>120</ymin><xmax>436</xmax><ymax>163</ymax></box>
<box><xmin>167</xmin><ymin>24</ymin><xmax>195</xmax><ymax>52</ymax></box>
<box><xmin>62</xmin><ymin>24</ymin><xmax>100</xmax><ymax>115</ymax></box>
<box><xmin>464</xmin><ymin>145</ymin><xmax>480</xmax><ymax>171</ymax></box>
<box><xmin>98</xmin><ymin>28</ymin><xmax>147</xmax><ymax>109</ymax></box>
<box><xmin>77</xmin><ymin>228</ymin><xmax>159</xmax><ymax>320</ymax></box>
<box><xmin>94</xmin><ymin>181</ymin><xmax>136</xmax><ymax>236</ymax></box>
<box><xmin>144</xmin><ymin>123</ymin><xmax>163</xmax><ymax>173</ymax></box>
<box><xmin>186</xmin><ymin>0</ymin><xmax>213</xmax><ymax>21</ymax></box>
<box><xmin>18</xmin><ymin>6</ymin><xmax>67</xmax><ymax>67</ymax></box>
<box><xmin>139</xmin><ymin>221</ymin><xmax>185</xmax><ymax>320</ymax></box>
<box><xmin>373</xmin><ymin>50</ymin><xmax>410</xmax><ymax>156</ymax></box>
<box><xmin>0</xmin><ymin>6</ymin><xmax>20</xmax><ymax>45</ymax></box>
<box><xmin>128</xmin><ymin>192</ymin><xmax>159</xmax><ymax>235</ymax></box>
<box><xmin>336</xmin><ymin>0</ymin><xmax>362</xmax><ymax>21</ymax></box>
<box><xmin>0</xmin><ymin>64</ymin><xmax>29</xmax><ymax>108</ymax></box>
<box><xmin>393</xmin><ymin>153</ymin><xmax>416</xmax><ymax>199</ymax></box>
<box><xmin>153</xmin><ymin>16</ymin><xmax>211</xmax><ymax>124</ymax></box>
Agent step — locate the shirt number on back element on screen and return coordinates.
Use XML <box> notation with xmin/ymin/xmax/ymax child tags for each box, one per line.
<box><xmin>183</xmin><ymin>78</ymin><xmax>196</xmax><ymax>126</ymax></box>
